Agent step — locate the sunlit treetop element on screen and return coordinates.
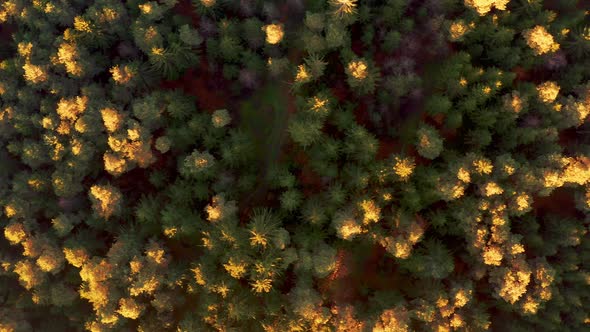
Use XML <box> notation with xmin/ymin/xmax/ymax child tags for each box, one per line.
<box><xmin>307</xmin><ymin>95</ymin><xmax>330</xmax><ymax>116</ymax></box>
<box><xmin>57</xmin><ymin>96</ymin><xmax>88</xmax><ymax>121</ymax></box>
<box><xmin>63</xmin><ymin>247</ymin><xmax>89</xmax><ymax>268</ymax></box>
<box><xmin>103</xmin><ymin>152</ymin><xmax>128</xmax><ymax>176</ymax></box>
<box><xmin>224</xmin><ymin>257</ymin><xmax>248</xmax><ymax>279</ymax></box>
<box><xmin>503</xmin><ymin>91</ymin><xmax>526</xmax><ymax>114</ymax></box>
<box><xmin>332</xmin><ymin>210</ymin><xmax>363</xmax><ymax>241</ymax></box>
<box><xmin>295</xmin><ymin>64</ymin><xmax>312</xmax><ymax>83</ymax></box>
<box><xmin>262</xmin><ymin>23</ymin><xmax>285</xmax><ymax>45</ymax></box>
<box><xmin>74</xmin><ymin>16</ymin><xmax>93</xmax><ymax>33</ymax></box>
<box><xmin>4</xmin><ymin>222</ymin><xmax>27</xmax><ymax>244</ymax></box>
<box><xmin>496</xmin><ymin>266</ymin><xmax>532</xmax><ymax>304</ymax></box>
<box><xmin>205</xmin><ymin>195</ymin><xmax>237</xmax><ymax>223</ymax></box>
<box><xmin>481</xmin><ymin>181</ymin><xmax>504</xmax><ymax>197</ymax></box>
<box><xmin>100</xmin><ymin>108</ymin><xmax>124</xmax><ymax>133</ymax></box>
<box><xmin>482</xmin><ymin>245</ymin><xmax>503</xmax><ymax>266</ymax></box>
<box><xmin>524</xmin><ymin>25</ymin><xmax>560</xmax><ymax>55</ymax></box>
<box><xmin>117</xmin><ymin>298</ymin><xmax>144</xmax><ymax>320</ymax></box>
<box><xmin>393</xmin><ymin>156</ymin><xmax>416</xmax><ymax>181</ymax></box>
<box><xmin>464</xmin><ymin>0</ymin><xmax>510</xmax><ymax>16</ymax></box>
<box><xmin>138</xmin><ymin>2</ymin><xmax>154</xmax><ymax>15</ymax></box>
<box><xmin>13</xmin><ymin>260</ymin><xmax>44</xmax><ymax>290</ymax></box>
<box><xmin>0</xmin><ymin>1</ymin><xmax>19</xmax><ymax>23</ymax></box>
<box><xmin>457</xmin><ymin>167</ymin><xmax>471</xmax><ymax>183</ymax></box>
<box><xmin>561</xmin><ymin>157</ymin><xmax>590</xmax><ymax>186</ymax></box>
<box><xmin>473</xmin><ymin>158</ymin><xmax>494</xmax><ymax>175</ymax></box>
<box><xmin>251</xmin><ymin>278</ymin><xmax>273</xmax><ymax>293</ymax></box>
<box><xmin>536</xmin><ymin>81</ymin><xmax>560</xmax><ymax>104</ymax></box>
<box><xmin>360</xmin><ymin>199</ymin><xmax>381</xmax><ymax>225</ymax></box>
<box><xmin>89</xmin><ymin>184</ymin><xmax>122</xmax><ymax>219</ymax></box>
<box><xmin>23</xmin><ymin>63</ymin><xmax>48</xmax><ymax>84</ymax></box>
<box><xmin>449</xmin><ymin>20</ymin><xmax>472</xmax><ymax>41</ymax></box>
<box><xmin>54</xmin><ymin>42</ymin><xmax>84</xmax><ymax>77</ymax></box>
<box><xmin>329</xmin><ymin>0</ymin><xmax>358</xmax><ymax>18</ymax></box>
<box><xmin>110</xmin><ymin>65</ymin><xmax>135</xmax><ymax>84</ymax></box>
<box><xmin>347</xmin><ymin>60</ymin><xmax>368</xmax><ymax>80</ymax></box>
<box><xmin>199</xmin><ymin>0</ymin><xmax>216</xmax><ymax>8</ymax></box>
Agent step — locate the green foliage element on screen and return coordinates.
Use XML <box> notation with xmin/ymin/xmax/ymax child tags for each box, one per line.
<box><xmin>399</xmin><ymin>240</ymin><xmax>454</xmax><ymax>279</ymax></box>
<box><xmin>0</xmin><ymin>0</ymin><xmax>589</xmax><ymax>331</ymax></box>
<box><xmin>288</xmin><ymin>115</ymin><xmax>324</xmax><ymax>149</ymax></box>
<box><xmin>416</xmin><ymin>125</ymin><xmax>444</xmax><ymax>159</ymax></box>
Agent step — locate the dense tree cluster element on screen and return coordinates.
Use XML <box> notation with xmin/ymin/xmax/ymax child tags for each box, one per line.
<box><xmin>0</xmin><ymin>0</ymin><xmax>589</xmax><ymax>331</ymax></box>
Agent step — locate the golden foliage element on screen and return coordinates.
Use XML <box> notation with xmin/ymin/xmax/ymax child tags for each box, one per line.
<box><xmin>0</xmin><ymin>106</ymin><xmax>13</xmax><ymax>122</ymax></box>
<box><xmin>464</xmin><ymin>0</ymin><xmax>510</xmax><ymax>16</ymax></box>
<box><xmin>100</xmin><ymin>108</ymin><xmax>124</xmax><ymax>133</ymax></box>
<box><xmin>0</xmin><ymin>1</ymin><xmax>19</xmax><ymax>23</ymax></box>
<box><xmin>393</xmin><ymin>240</ymin><xmax>412</xmax><ymax>259</ymax></box>
<box><xmin>360</xmin><ymin>199</ymin><xmax>381</xmax><ymax>225</ymax></box>
<box><xmin>13</xmin><ymin>260</ymin><xmax>44</xmax><ymax>290</ymax></box>
<box><xmin>521</xmin><ymin>295</ymin><xmax>539</xmax><ymax>314</ymax></box>
<box><xmin>329</xmin><ymin>305</ymin><xmax>365</xmax><ymax>332</ymax></box>
<box><xmin>23</xmin><ymin>62</ymin><xmax>48</xmax><ymax>83</ymax></box>
<box><xmin>483</xmin><ymin>246</ymin><xmax>503</xmax><ymax>266</ymax></box>
<box><xmin>562</xmin><ymin>157</ymin><xmax>590</xmax><ymax>185</ymax></box>
<box><xmin>129</xmin><ymin>275</ymin><xmax>160</xmax><ymax>296</ymax></box>
<box><xmin>56</xmin><ymin>42</ymin><xmax>83</xmax><ymax>76</ymax></box>
<box><xmin>74</xmin><ymin>16</ymin><xmax>92</xmax><ymax>33</ymax></box>
<box><xmin>251</xmin><ymin>278</ymin><xmax>273</xmax><ymax>293</ymax></box>
<box><xmin>473</xmin><ymin>158</ymin><xmax>493</xmax><ymax>175</ymax></box>
<box><xmin>80</xmin><ymin>259</ymin><xmax>113</xmax><ymax>284</ymax></box>
<box><xmin>249</xmin><ymin>231</ymin><xmax>269</xmax><ymax>248</ymax></box>
<box><xmin>449</xmin><ymin>313</ymin><xmax>464</xmax><ymax>328</ymax></box>
<box><xmin>56</xmin><ymin>96</ymin><xmax>88</xmax><ymax>121</ymax></box>
<box><xmin>127</xmin><ymin>128</ymin><xmax>141</xmax><ymax>141</ymax></box>
<box><xmin>4</xmin><ymin>222</ymin><xmax>27</xmax><ymax>244</ymax></box>
<box><xmin>544</xmin><ymin>156</ymin><xmax>590</xmax><ymax>188</ymax></box>
<box><xmin>36</xmin><ymin>246</ymin><xmax>64</xmax><ymax>273</ymax></box>
<box><xmin>109</xmin><ymin>65</ymin><xmax>134</xmax><ymax>84</ymax></box>
<box><xmin>524</xmin><ymin>25</ymin><xmax>560</xmax><ymax>55</ymax></box>
<box><xmin>80</xmin><ymin>281</ymin><xmax>111</xmax><ymax>310</ymax></box>
<box><xmin>482</xmin><ymin>182</ymin><xmax>504</xmax><ymax>197</ymax></box>
<box><xmin>497</xmin><ymin>267</ymin><xmax>531</xmax><ymax>304</ymax></box>
<box><xmin>117</xmin><ymin>298</ymin><xmax>144</xmax><ymax>319</ymax></box>
<box><xmin>329</xmin><ymin>0</ymin><xmax>358</xmax><ymax>17</ymax></box>
<box><xmin>453</xmin><ymin>288</ymin><xmax>471</xmax><ymax>308</ymax></box>
<box><xmin>63</xmin><ymin>247</ymin><xmax>89</xmax><ymax>268</ymax></box>
<box><xmin>537</xmin><ymin>81</ymin><xmax>560</xmax><ymax>103</ymax></box>
<box><xmin>347</xmin><ymin>60</ymin><xmax>368</xmax><ymax>80</ymax></box>
<box><xmin>89</xmin><ymin>184</ymin><xmax>122</xmax><ymax>219</ymax></box>
<box><xmin>191</xmin><ymin>266</ymin><xmax>206</xmax><ymax>285</ymax></box>
<box><xmin>514</xmin><ymin>192</ymin><xmax>531</xmax><ymax>212</ymax></box>
<box><xmin>200</xmin><ymin>0</ymin><xmax>216</xmax><ymax>7</ymax></box>
<box><xmin>224</xmin><ymin>258</ymin><xmax>248</xmax><ymax>279</ymax></box>
<box><xmin>21</xmin><ymin>236</ymin><xmax>43</xmax><ymax>258</ymax></box>
<box><xmin>262</xmin><ymin>24</ymin><xmax>285</xmax><ymax>45</ymax></box>
<box><xmin>138</xmin><ymin>3</ymin><xmax>153</xmax><ymax>14</ymax></box>
<box><xmin>3</xmin><ymin>204</ymin><xmax>17</xmax><ymax>219</ymax></box>
<box><xmin>372</xmin><ymin>307</ymin><xmax>409</xmax><ymax>332</ymax></box>
<box><xmin>457</xmin><ymin>167</ymin><xmax>471</xmax><ymax>183</ymax></box>
<box><xmin>393</xmin><ymin>157</ymin><xmax>415</xmax><ymax>180</ymax></box>
<box><xmin>295</xmin><ymin>64</ymin><xmax>311</xmax><ymax>83</ymax></box>
<box><xmin>99</xmin><ymin>7</ymin><xmax>118</xmax><ymax>22</ymax></box>
<box><xmin>449</xmin><ymin>20</ymin><xmax>471</xmax><ymax>41</ymax></box>
<box><xmin>145</xmin><ymin>242</ymin><xmax>167</xmax><ymax>266</ymax></box>
<box><xmin>333</xmin><ymin>212</ymin><xmax>363</xmax><ymax>240</ymax></box>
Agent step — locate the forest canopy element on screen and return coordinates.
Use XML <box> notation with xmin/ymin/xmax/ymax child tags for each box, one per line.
<box><xmin>0</xmin><ymin>0</ymin><xmax>589</xmax><ymax>331</ymax></box>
